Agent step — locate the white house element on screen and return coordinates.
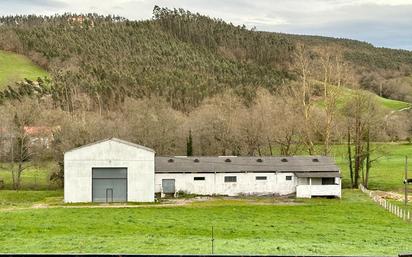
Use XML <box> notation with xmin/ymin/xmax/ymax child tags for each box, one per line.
<box><xmin>64</xmin><ymin>138</ymin><xmax>341</xmax><ymax>203</ymax></box>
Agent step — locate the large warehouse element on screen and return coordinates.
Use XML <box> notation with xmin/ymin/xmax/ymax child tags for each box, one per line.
<box><xmin>64</xmin><ymin>138</ymin><xmax>341</xmax><ymax>203</ymax></box>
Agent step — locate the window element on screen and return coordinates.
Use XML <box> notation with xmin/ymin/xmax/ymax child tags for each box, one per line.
<box><xmin>322</xmin><ymin>178</ymin><xmax>335</xmax><ymax>185</ymax></box>
<box><xmin>286</xmin><ymin>176</ymin><xmax>292</xmax><ymax>181</ymax></box>
<box><xmin>256</xmin><ymin>176</ymin><xmax>267</xmax><ymax>181</ymax></box>
<box><xmin>194</xmin><ymin>177</ymin><xmax>205</xmax><ymax>181</ymax></box>
<box><xmin>224</xmin><ymin>176</ymin><xmax>237</xmax><ymax>182</ymax></box>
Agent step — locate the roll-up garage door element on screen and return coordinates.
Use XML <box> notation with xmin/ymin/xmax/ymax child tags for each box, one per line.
<box><xmin>92</xmin><ymin>168</ymin><xmax>127</xmax><ymax>202</ymax></box>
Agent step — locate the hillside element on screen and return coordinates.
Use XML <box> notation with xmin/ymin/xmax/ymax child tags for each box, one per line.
<box><xmin>0</xmin><ymin>50</ymin><xmax>48</xmax><ymax>89</ymax></box>
<box><xmin>0</xmin><ymin>8</ymin><xmax>411</xmax><ymax>111</ymax></box>
<box><xmin>314</xmin><ymin>84</ymin><xmax>411</xmax><ymax>111</ymax></box>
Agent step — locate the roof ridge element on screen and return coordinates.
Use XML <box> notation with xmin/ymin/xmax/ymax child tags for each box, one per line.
<box><xmin>65</xmin><ymin>138</ymin><xmax>155</xmax><ymax>154</ymax></box>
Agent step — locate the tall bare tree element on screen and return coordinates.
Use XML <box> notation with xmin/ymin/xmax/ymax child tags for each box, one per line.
<box><xmin>343</xmin><ymin>90</ymin><xmax>383</xmax><ymax>188</ymax></box>
<box><xmin>294</xmin><ymin>43</ymin><xmax>315</xmax><ymax>154</ymax></box>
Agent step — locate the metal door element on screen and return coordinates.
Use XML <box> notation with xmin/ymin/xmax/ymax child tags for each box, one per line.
<box><xmin>106</xmin><ymin>188</ymin><xmax>113</xmax><ymax>203</ymax></box>
<box><xmin>162</xmin><ymin>179</ymin><xmax>175</xmax><ymax>194</ymax></box>
<box><xmin>92</xmin><ymin>168</ymin><xmax>127</xmax><ymax>202</ymax></box>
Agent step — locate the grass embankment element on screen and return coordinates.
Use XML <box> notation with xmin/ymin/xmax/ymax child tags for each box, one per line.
<box><xmin>0</xmin><ymin>190</ymin><xmax>62</xmax><ymax>209</ymax></box>
<box><xmin>0</xmin><ymin>50</ymin><xmax>48</xmax><ymax>89</ymax></box>
<box><xmin>0</xmin><ymin>190</ymin><xmax>410</xmax><ymax>255</ymax></box>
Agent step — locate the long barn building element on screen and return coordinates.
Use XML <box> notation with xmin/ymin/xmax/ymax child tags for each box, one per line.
<box><xmin>64</xmin><ymin>138</ymin><xmax>341</xmax><ymax>203</ymax></box>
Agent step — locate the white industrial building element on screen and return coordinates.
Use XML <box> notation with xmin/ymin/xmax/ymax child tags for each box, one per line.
<box><xmin>64</xmin><ymin>138</ymin><xmax>341</xmax><ymax>203</ymax></box>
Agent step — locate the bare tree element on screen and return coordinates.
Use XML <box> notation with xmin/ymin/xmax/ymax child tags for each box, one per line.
<box><xmin>294</xmin><ymin>43</ymin><xmax>315</xmax><ymax>154</ymax></box>
<box><xmin>343</xmin><ymin>90</ymin><xmax>383</xmax><ymax>188</ymax></box>
<box><xmin>2</xmin><ymin>99</ymin><xmax>41</xmax><ymax>189</ymax></box>
<box><xmin>187</xmin><ymin>91</ymin><xmax>244</xmax><ymax>155</ymax></box>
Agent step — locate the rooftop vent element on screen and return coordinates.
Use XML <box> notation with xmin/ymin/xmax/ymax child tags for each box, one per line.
<box><xmin>225</xmin><ymin>158</ymin><xmax>232</xmax><ymax>163</ymax></box>
<box><xmin>256</xmin><ymin>158</ymin><xmax>263</xmax><ymax>163</ymax></box>
<box><xmin>281</xmin><ymin>158</ymin><xmax>288</xmax><ymax>162</ymax></box>
<box><xmin>312</xmin><ymin>158</ymin><xmax>319</xmax><ymax>162</ymax></box>
<box><xmin>194</xmin><ymin>159</ymin><xmax>200</xmax><ymax>163</ymax></box>
<box><xmin>168</xmin><ymin>158</ymin><xmax>174</xmax><ymax>163</ymax></box>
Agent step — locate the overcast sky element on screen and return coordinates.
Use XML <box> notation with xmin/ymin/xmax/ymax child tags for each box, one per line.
<box><xmin>1</xmin><ymin>0</ymin><xmax>411</xmax><ymax>50</ymax></box>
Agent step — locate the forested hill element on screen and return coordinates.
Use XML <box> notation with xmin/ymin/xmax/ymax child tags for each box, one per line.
<box><xmin>0</xmin><ymin>7</ymin><xmax>412</xmax><ymax>111</ymax></box>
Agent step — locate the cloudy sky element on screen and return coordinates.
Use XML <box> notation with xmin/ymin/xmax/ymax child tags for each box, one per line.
<box><xmin>1</xmin><ymin>0</ymin><xmax>411</xmax><ymax>50</ymax></box>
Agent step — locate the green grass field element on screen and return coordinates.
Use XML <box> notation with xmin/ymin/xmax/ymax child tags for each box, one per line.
<box><xmin>0</xmin><ymin>143</ymin><xmax>411</xmax><ymax>255</ymax></box>
<box><xmin>330</xmin><ymin>143</ymin><xmax>411</xmax><ymax>192</ymax></box>
<box><xmin>316</xmin><ymin>85</ymin><xmax>411</xmax><ymax>111</ymax></box>
<box><xmin>0</xmin><ymin>162</ymin><xmax>58</xmax><ymax>190</ymax></box>
<box><xmin>0</xmin><ymin>50</ymin><xmax>48</xmax><ymax>89</ymax></box>
<box><xmin>0</xmin><ymin>190</ymin><xmax>411</xmax><ymax>255</ymax></box>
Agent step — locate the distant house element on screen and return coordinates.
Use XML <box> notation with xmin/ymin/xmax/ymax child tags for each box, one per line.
<box><xmin>0</xmin><ymin>126</ymin><xmax>57</xmax><ymax>161</ymax></box>
<box><xmin>64</xmin><ymin>138</ymin><xmax>341</xmax><ymax>203</ymax></box>
<box><xmin>23</xmin><ymin>126</ymin><xmax>56</xmax><ymax>148</ymax></box>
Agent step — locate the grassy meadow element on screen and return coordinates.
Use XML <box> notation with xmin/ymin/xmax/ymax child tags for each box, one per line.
<box><xmin>0</xmin><ymin>190</ymin><xmax>411</xmax><ymax>255</ymax></box>
<box><xmin>0</xmin><ymin>50</ymin><xmax>48</xmax><ymax>88</ymax></box>
<box><xmin>315</xmin><ymin>84</ymin><xmax>411</xmax><ymax>111</ymax></box>
<box><xmin>0</xmin><ymin>162</ymin><xmax>58</xmax><ymax>190</ymax></box>
<box><xmin>330</xmin><ymin>143</ymin><xmax>411</xmax><ymax>192</ymax></box>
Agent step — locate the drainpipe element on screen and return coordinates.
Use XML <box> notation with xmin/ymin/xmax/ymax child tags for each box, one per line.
<box><xmin>309</xmin><ymin>177</ymin><xmax>312</xmax><ymax>198</ymax></box>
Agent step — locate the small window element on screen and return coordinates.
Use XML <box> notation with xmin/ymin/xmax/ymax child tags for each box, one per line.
<box><xmin>256</xmin><ymin>176</ymin><xmax>267</xmax><ymax>181</ymax></box>
<box><xmin>224</xmin><ymin>176</ymin><xmax>237</xmax><ymax>182</ymax></box>
<box><xmin>286</xmin><ymin>176</ymin><xmax>292</xmax><ymax>181</ymax></box>
<box><xmin>168</xmin><ymin>158</ymin><xmax>174</xmax><ymax>163</ymax></box>
<box><xmin>281</xmin><ymin>158</ymin><xmax>288</xmax><ymax>162</ymax></box>
<box><xmin>322</xmin><ymin>178</ymin><xmax>335</xmax><ymax>185</ymax></box>
<box><xmin>194</xmin><ymin>177</ymin><xmax>205</xmax><ymax>181</ymax></box>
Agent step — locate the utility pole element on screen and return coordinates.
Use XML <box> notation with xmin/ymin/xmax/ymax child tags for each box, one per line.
<box><xmin>405</xmin><ymin>156</ymin><xmax>408</xmax><ymax>207</ymax></box>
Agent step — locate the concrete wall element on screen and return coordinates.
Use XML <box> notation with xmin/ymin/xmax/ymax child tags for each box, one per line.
<box><xmin>155</xmin><ymin>172</ymin><xmax>297</xmax><ymax>196</ymax></box>
<box><xmin>296</xmin><ymin>177</ymin><xmax>341</xmax><ymax>198</ymax></box>
<box><xmin>64</xmin><ymin>139</ymin><xmax>155</xmax><ymax>203</ymax></box>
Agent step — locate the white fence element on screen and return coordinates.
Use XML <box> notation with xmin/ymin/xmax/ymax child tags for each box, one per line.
<box><xmin>359</xmin><ymin>184</ymin><xmax>411</xmax><ymax>222</ymax></box>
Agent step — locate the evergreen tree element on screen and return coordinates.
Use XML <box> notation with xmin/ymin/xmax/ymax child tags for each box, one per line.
<box><xmin>186</xmin><ymin>129</ymin><xmax>193</xmax><ymax>156</ymax></box>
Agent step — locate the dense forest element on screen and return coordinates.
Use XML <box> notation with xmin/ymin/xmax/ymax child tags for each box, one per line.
<box><xmin>0</xmin><ymin>7</ymin><xmax>412</xmax><ymax>188</ymax></box>
<box><xmin>0</xmin><ymin>7</ymin><xmax>412</xmax><ymax>110</ymax></box>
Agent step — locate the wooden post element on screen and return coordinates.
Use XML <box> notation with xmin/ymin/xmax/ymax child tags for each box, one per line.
<box><xmin>211</xmin><ymin>226</ymin><xmax>214</xmax><ymax>254</ymax></box>
<box><xmin>405</xmin><ymin>156</ymin><xmax>408</xmax><ymax>207</ymax></box>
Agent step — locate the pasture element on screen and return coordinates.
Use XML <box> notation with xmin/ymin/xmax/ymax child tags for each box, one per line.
<box><xmin>0</xmin><ymin>50</ymin><xmax>48</xmax><ymax>89</ymax></box>
<box><xmin>0</xmin><ymin>143</ymin><xmax>411</xmax><ymax>255</ymax></box>
<box><xmin>0</xmin><ymin>190</ymin><xmax>411</xmax><ymax>255</ymax></box>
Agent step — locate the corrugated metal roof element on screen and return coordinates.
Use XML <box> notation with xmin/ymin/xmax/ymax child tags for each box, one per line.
<box><xmin>155</xmin><ymin>156</ymin><xmax>340</xmax><ymax>173</ymax></box>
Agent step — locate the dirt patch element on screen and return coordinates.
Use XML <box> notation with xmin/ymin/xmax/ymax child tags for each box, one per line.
<box><xmin>31</xmin><ymin>203</ymin><xmax>49</xmax><ymax>209</ymax></box>
<box><xmin>374</xmin><ymin>190</ymin><xmax>412</xmax><ymax>201</ymax></box>
<box><xmin>1</xmin><ymin>195</ymin><xmax>304</xmax><ymax>211</ymax></box>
